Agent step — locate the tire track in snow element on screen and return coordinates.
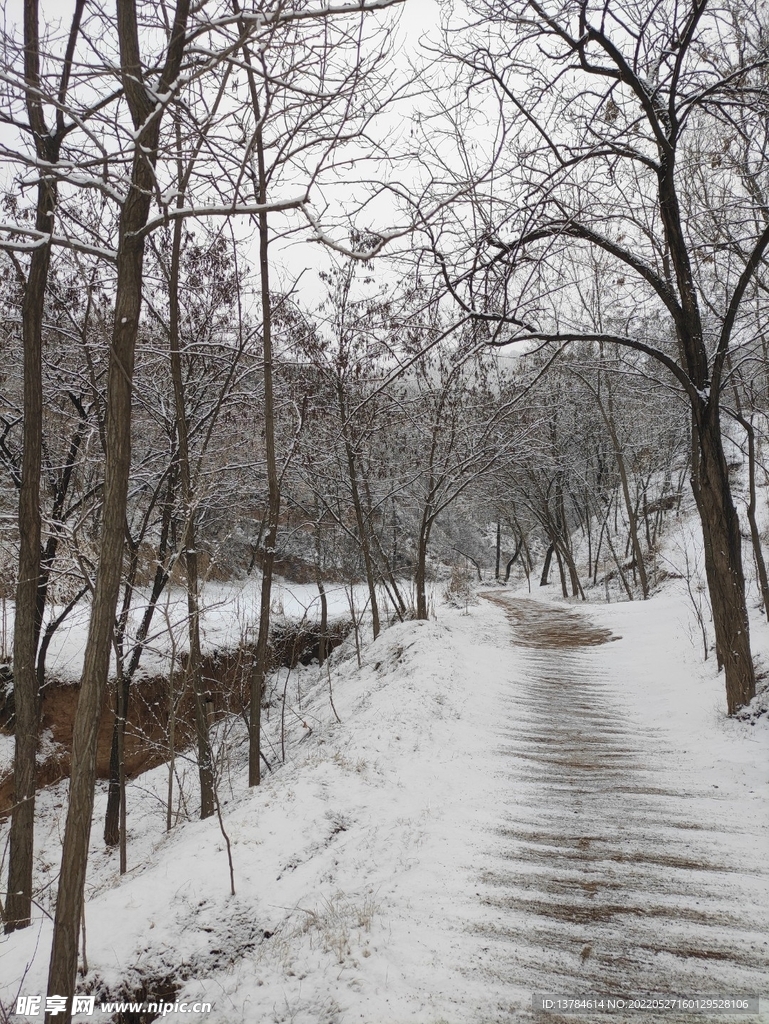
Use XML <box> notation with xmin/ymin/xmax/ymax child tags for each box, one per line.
<box><xmin>478</xmin><ymin>596</ymin><xmax>768</xmax><ymax>1023</ymax></box>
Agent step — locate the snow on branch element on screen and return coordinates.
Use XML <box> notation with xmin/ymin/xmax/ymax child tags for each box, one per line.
<box><xmin>302</xmin><ymin>205</ymin><xmax>406</xmax><ymax>260</ymax></box>
<box><xmin>138</xmin><ymin>197</ymin><xmax>309</xmax><ymax>236</ymax></box>
<box><xmin>191</xmin><ymin>0</ymin><xmax>405</xmax><ymax>41</ymax></box>
<box><xmin>0</xmin><ymin>224</ymin><xmax>117</xmax><ymax>261</ymax></box>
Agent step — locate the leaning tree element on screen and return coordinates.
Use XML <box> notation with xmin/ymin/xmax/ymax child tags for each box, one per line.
<box><xmin>424</xmin><ymin>0</ymin><xmax>769</xmax><ymax>712</ymax></box>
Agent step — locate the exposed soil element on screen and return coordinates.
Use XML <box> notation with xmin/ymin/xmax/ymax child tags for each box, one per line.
<box><xmin>0</xmin><ymin>646</ymin><xmax>253</xmax><ymax>817</ymax></box>
<box><xmin>0</xmin><ymin>618</ymin><xmax>350</xmax><ymax>816</ymax></box>
<box><xmin>479</xmin><ymin>595</ymin><xmax>768</xmax><ymax>1024</ymax></box>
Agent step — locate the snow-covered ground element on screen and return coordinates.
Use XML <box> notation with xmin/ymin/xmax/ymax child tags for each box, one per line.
<box><xmin>1</xmin><ymin>580</ymin><xmax>767</xmax><ymax>1023</ymax></box>
<box><xmin>0</xmin><ymin>578</ymin><xmax>379</xmax><ymax>687</ymax></box>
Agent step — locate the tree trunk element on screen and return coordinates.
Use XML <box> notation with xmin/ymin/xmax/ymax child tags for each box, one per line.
<box><xmin>495</xmin><ymin>520</ymin><xmax>501</xmax><ymax>580</ymax></box>
<box><xmin>168</xmin><ymin>202</ymin><xmax>214</xmax><ymax>818</ymax></box>
<box><xmin>249</xmin><ymin>111</ymin><xmax>280</xmax><ymax>789</ymax></box>
<box><xmin>104</xmin><ymin>510</ymin><xmax>173</xmax><ymax>847</ymax></box>
<box><xmin>558</xmin><ymin>540</ymin><xmax>584</xmax><ymax>600</ymax></box>
<box><xmin>46</xmin><ymin>1</ymin><xmax>190</xmax><ymax>1014</ymax></box>
<box><xmin>415</xmin><ymin>518</ymin><xmax>432</xmax><ymax>619</ymax></box>
<box><xmin>657</xmin><ymin>152</ymin><xmax>754</xmax><ymax>707</ymax></box>
<box><xmin>367</xmin><ymin>514</ymin><xmax>407</xmax><ymax>617</ymax></box>
<box><xmin>185</xmin><ymin>547</ymin><xmax>215</xmax><ymax>817</ymax></box>
<box><xmin>730</xmin><ymin>412</ymin><xmax>769</xmax><ymax>620</ymax></box>
<box><xmin>595</xmin><ymin>363</ymin><xmax>650</xmax><ymax>599</ymax></box>
<box><xmin>604</xmin><ymin>521</ymin><xmax>634</xmax><ymax>601</ymax></box>
<box><xmin>6</xmin><ymin>0</ymin><xmax>85</xmax><ymax>935</ymax></box>
<box><xmin>116</xmin><ymin>671</ymin><xmax>128</xmax><ymax>873</ymax></box>
<box><xmin>540</xmin><ymin>543</ymin><xmax>554</xmax><ymax>586</ymax></box>
<box><xmin>317</xmin><ymin>579</ymin><xmax>328</xmax><ymax>665</ymax></box>
<box><xmin>336</xmin><ymin>378</ymin><xmax>380</xmax><ymax>637</ymax></box>
<box><xmin>166</xmin><ymin>659</ymin><xmax>177</xmax><ymax>832</ymax></box>
<box><xmin>503</xmin><ymin>535</ymin><xmax>523</xmax><ymax>583</ymax></box>
<box><xmin>314</xmin><ymin>507</ymin><xmax>328</xmax><ymax>664</ymax></box>
<box><xmin>6</xmin><ymin>186</ymin><xmax>51</xmax><ymax>936</ymax></box>
<box><xmin>47</xmin><ymin>183</ymin><xmax>147</xmax><ymax>1019</ymax></box>
<box><xmin>553</xmin><ymin>544</ymin><xmax>568</xmax><ymax>598</ymax></box>
<box><xmin>363</xmin><ymin>477</ymin><xmax>407</xmax><ymax>618</ymax></box>
<box><xmin>692</xmin><ymin>410</ymin><xmax>756</xmax><ymax>713</ymax></box>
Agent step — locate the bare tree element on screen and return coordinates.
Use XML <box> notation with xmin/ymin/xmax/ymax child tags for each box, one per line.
<box><xmin>230</xmin><ymin>4</ymin><xmax>401</xmax><ymax>786</ymax></box>
<box><xmin>428</xmin><ymin>0</ymin><xmax>769</xmax><ymax>712</ymax></box>
<box><xmin>2</xmin><ymin>0</ymin><xmax>87</xmax><ymax>935</ymax></box>
<box><xmin>399</xmin><ymin>331</ymin><xmax>521</xmax><ymax>618</ymax></box>
<box><xmin>45</xmin><ymin>0</ymin><xmax>194</xmax><ymax>1010</ymax></box>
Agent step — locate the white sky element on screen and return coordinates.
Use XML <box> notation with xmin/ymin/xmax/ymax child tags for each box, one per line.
<box><xmin>0</xmin><ymin>0</ymin><xmax>481</xmax><ymax>338</ymax></box>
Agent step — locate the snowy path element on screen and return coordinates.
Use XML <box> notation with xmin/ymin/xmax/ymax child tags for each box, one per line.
<box><xmin>479</xmin><ymin>596</ymin><xmax>769</xmax><ymax>1023</ymax></box>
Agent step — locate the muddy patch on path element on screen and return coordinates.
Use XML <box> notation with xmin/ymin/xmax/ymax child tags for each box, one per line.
<box><xmin>481</xmin><ymin>593</ymin><xmax>619</xmax><ymax>647</ymax></box>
